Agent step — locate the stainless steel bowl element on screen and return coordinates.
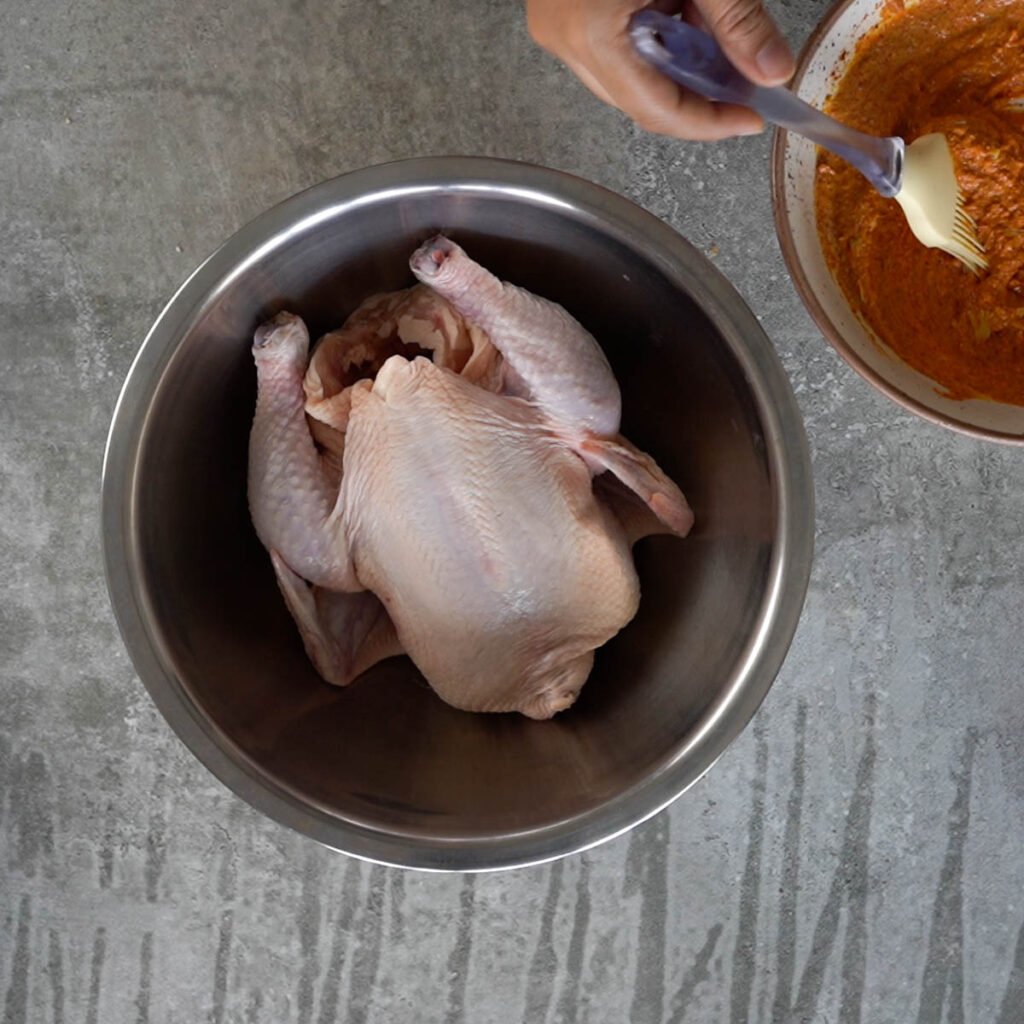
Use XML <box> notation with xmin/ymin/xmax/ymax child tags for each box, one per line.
<box><xmin>103</xmin><ymin>157</ymin><xmax>813</xmax><ymax>871</ymax></box>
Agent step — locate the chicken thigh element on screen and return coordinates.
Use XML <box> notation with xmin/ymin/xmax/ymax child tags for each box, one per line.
<box><xmin>247</xmin><ymin>237</ymin><xmax>693</xmax><ymax>718</ymax></box>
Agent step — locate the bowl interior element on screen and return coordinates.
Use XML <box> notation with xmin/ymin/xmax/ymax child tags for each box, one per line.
<box><xmin>777</xmin><ymin>0</ymin><xmax>1024</xmax><ymax>440</ymax></box>
<box><xmin>114</xmin><ymin>166</ymin><xmax>806</xmax><ymax>867</ymax></box>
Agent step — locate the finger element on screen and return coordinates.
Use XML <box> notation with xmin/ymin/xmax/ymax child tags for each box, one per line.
<box><xmin>615</xmin><ymin>91</ymin><xmax>764</xmax><ymax>141</ymax></box>
<box><xmin>571</xmin><ymin>62</ymin><xmax>617</xmax><ymax>106</ymax></box>
<box><xmin>576</xmin><ymin>27</ymin><xmax>764</xmax><ymax>140</ymax></box>
<box><xmin>680</xmin><ymin>0</ymin><xmax>709</xmax><ymax>32</ymax></box>
<box><xmin>691</xmin><ymin>0</ymin><xmax>795</xmax><ymax>85</ymax></box>
<box><xmin>586</xmin><ymin>57</ymin><xmax>763</xmax><ymax>140</ymax></box>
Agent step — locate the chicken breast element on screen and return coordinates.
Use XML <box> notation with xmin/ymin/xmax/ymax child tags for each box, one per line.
<box><xmin>341</xmin><ymin>354</ymin><xmax>641</xmax><ymax>718</ymax></box>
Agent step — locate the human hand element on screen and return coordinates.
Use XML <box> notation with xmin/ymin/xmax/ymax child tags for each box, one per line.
<box><xmin>526</xmin><ymin>0</ymin><xmax>795</xmax><ymax>141</ymax></box>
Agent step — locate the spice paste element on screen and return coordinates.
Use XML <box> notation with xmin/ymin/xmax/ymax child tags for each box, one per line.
<box><xmin>815</xmin><ymin>0</ymin><xmax>1024</xmax><ymax>404</ymax></box>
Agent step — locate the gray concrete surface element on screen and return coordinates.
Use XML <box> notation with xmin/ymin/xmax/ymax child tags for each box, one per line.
<box><xmin>2</xmin><ymin>0</ymin><xmax>1023</xmax><ymax>1021</ymax></box>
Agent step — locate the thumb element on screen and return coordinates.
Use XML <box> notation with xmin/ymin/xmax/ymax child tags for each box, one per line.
<box><xmin>692</xmin><ymin>0</ymin><xmax>795</xmax><ymax>86</ymax></box>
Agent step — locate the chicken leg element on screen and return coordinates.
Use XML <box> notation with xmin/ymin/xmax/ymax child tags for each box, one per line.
<box><xmin>248</xmin><ymin>311</ymin><xmax>359</xmax><ymax>592</ymax></box>
<box><xmin>409</xmin><ymin>236</ymin><xmax>693</xmax><ymax>539</ymax></box>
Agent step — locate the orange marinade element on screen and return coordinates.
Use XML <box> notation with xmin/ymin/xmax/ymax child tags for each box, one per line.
<box><xmin>815</xmin><ymin>0</ymin><xmax>1024</xmax><ymax>405</ymax></box>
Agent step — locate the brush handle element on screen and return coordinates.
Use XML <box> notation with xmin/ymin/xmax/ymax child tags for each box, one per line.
<box><xmin>629</xmin><ymin>10</ymin><xmax>903</xmax><ymax>196</ymax></box>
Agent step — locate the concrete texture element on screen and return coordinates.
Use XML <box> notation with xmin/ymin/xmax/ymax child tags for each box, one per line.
<box><xmin>2</xmin><ymin>0</ymin><xmax>1023</xmax><ymax>1021</ymax></box>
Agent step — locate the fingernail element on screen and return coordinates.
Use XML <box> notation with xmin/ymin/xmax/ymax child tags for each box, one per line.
<box><xmin>737</xmin><ymin>122</ymin><xmax>764</xmax><ymax>137</ymax></box>
<box><xmin>756</xmin><ymin>37</ymin><xmax>795</xmax><ymax>82</ymax></box>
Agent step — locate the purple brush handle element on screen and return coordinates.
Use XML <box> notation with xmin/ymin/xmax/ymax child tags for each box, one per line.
<box><xmin>629</xmin><ymin>10</ymin><xmax>902</xmax><ymax>196</ymax></box>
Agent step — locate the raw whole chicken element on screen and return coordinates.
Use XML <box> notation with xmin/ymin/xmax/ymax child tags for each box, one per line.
<box><xmin>248</xmin><ymin>236</ymin><xmax>693</xmax><ymax>719</ymax></box>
